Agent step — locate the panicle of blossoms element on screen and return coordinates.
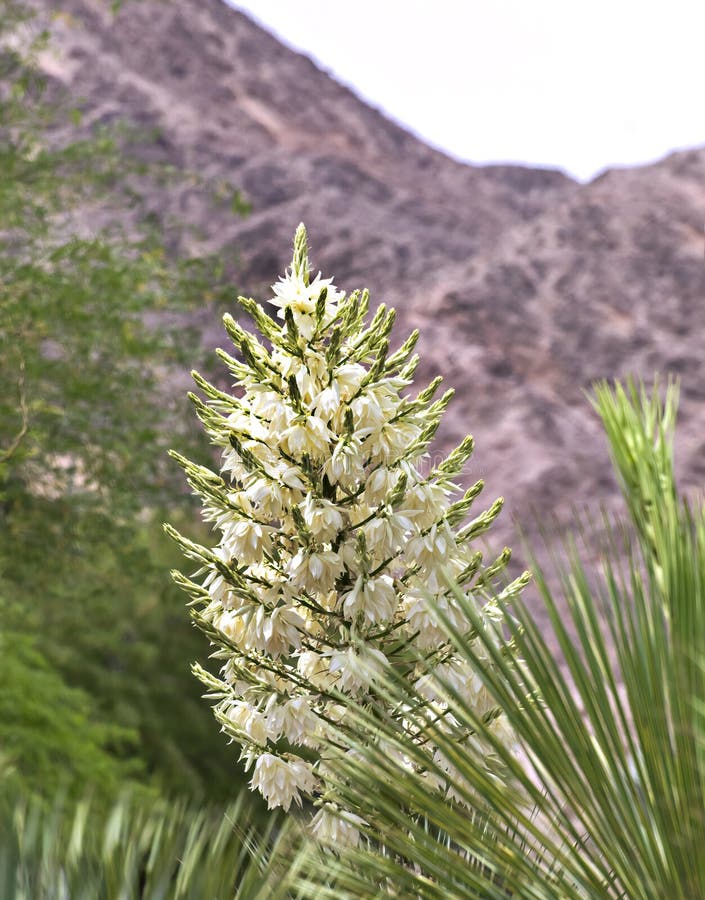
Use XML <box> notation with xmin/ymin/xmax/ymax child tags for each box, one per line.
<box><xmin>167</xmin><ymin>224</ymin><xmax>528</xmax><ymax>839</ymax></box>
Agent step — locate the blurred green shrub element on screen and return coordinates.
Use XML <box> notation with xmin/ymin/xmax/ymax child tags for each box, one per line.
<box><xmin>0</xmin><ymin>0</ymin><xmax>250</xmax><ymax>802</ymax></box>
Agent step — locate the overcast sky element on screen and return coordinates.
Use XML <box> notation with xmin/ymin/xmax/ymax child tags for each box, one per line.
<box><xmin>229</xmin><ymin>1</ymin><xmax>704</xmax><ymax>182</ymax></box>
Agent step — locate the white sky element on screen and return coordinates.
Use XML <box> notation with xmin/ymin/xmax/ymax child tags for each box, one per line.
<box><xmin>228</xmin><ymin>0</ymin><xmax>705</xmax><ymax>182</ymax></box>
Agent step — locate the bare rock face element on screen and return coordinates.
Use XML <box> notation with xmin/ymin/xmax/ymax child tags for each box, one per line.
<box><xmin>35</xmin><ymin>0</ymin><xmax>705</xmax><ymax>569</ymax></box>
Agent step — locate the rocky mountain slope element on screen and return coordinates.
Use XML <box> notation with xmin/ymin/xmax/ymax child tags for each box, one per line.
<box><xmin>35</xmin><ymin>0</ymin><xmax>705</xmax><ymax>569</ymax></box>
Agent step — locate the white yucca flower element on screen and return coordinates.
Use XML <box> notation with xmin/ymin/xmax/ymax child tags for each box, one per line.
<box><xmin>168</xmin><ymin>224</ymin><xmax>527</xmax><ymax>842</ymax></box>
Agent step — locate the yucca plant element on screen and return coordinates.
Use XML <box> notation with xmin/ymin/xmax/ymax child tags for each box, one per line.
<box><xmin>0</xmin><ymin>789</ymin><xmax>292</xmax><ymax>900</ymax></box>
<box><xmin>288</xmin><ymin>378</ymin><xmax>705</xmax><ymax>898</ymax></box>
<box><xmin>168</xmin><ymin>224</ymin><xmax>527</xmax><ymax>842</ymax></box>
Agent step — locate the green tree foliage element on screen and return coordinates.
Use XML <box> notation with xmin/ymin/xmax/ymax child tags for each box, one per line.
<box><xmin>289</xmin><ymin>379</ymin><xmax>705</xmax><ymax>898</ymax></box>
<box><xmin>0</xmin><ymin>631</ymin><xmax>140</xmax><ymax>800</ymax></box>
<box><xmin>0</xmin><ymin>0</ymin><xmax>249</xmax><ymax>801</ymax></box>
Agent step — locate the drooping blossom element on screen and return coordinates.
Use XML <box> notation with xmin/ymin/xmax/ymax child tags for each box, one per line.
<box><xmin>168</xmin><ymin>224</ymin><xmax>527</xmax><ymax>840</ymax></box>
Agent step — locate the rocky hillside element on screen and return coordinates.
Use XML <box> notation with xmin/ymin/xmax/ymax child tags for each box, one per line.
<box><xmin>35</xmin><ymin>0</ymin><xmax>705</xmax><ymax>568</ymax></box>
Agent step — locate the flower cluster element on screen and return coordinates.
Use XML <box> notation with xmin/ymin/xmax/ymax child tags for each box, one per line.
<box><xmin>168</xmin><ymin>225</ymin><xmax>525</xmax><ymax>842</ymax></box>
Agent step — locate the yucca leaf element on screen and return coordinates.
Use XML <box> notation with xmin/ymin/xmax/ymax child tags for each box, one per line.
<box><xmin>289</xmin><ymin>378</ymin><xmax>705</xmax><ymax>899</ymax></box>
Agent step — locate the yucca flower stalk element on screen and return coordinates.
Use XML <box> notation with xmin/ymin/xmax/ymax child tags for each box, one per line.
<box><xmin>167</xmin><ymin>225</ymin><xmax>527</xmax><ymax>843</ymax></box>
